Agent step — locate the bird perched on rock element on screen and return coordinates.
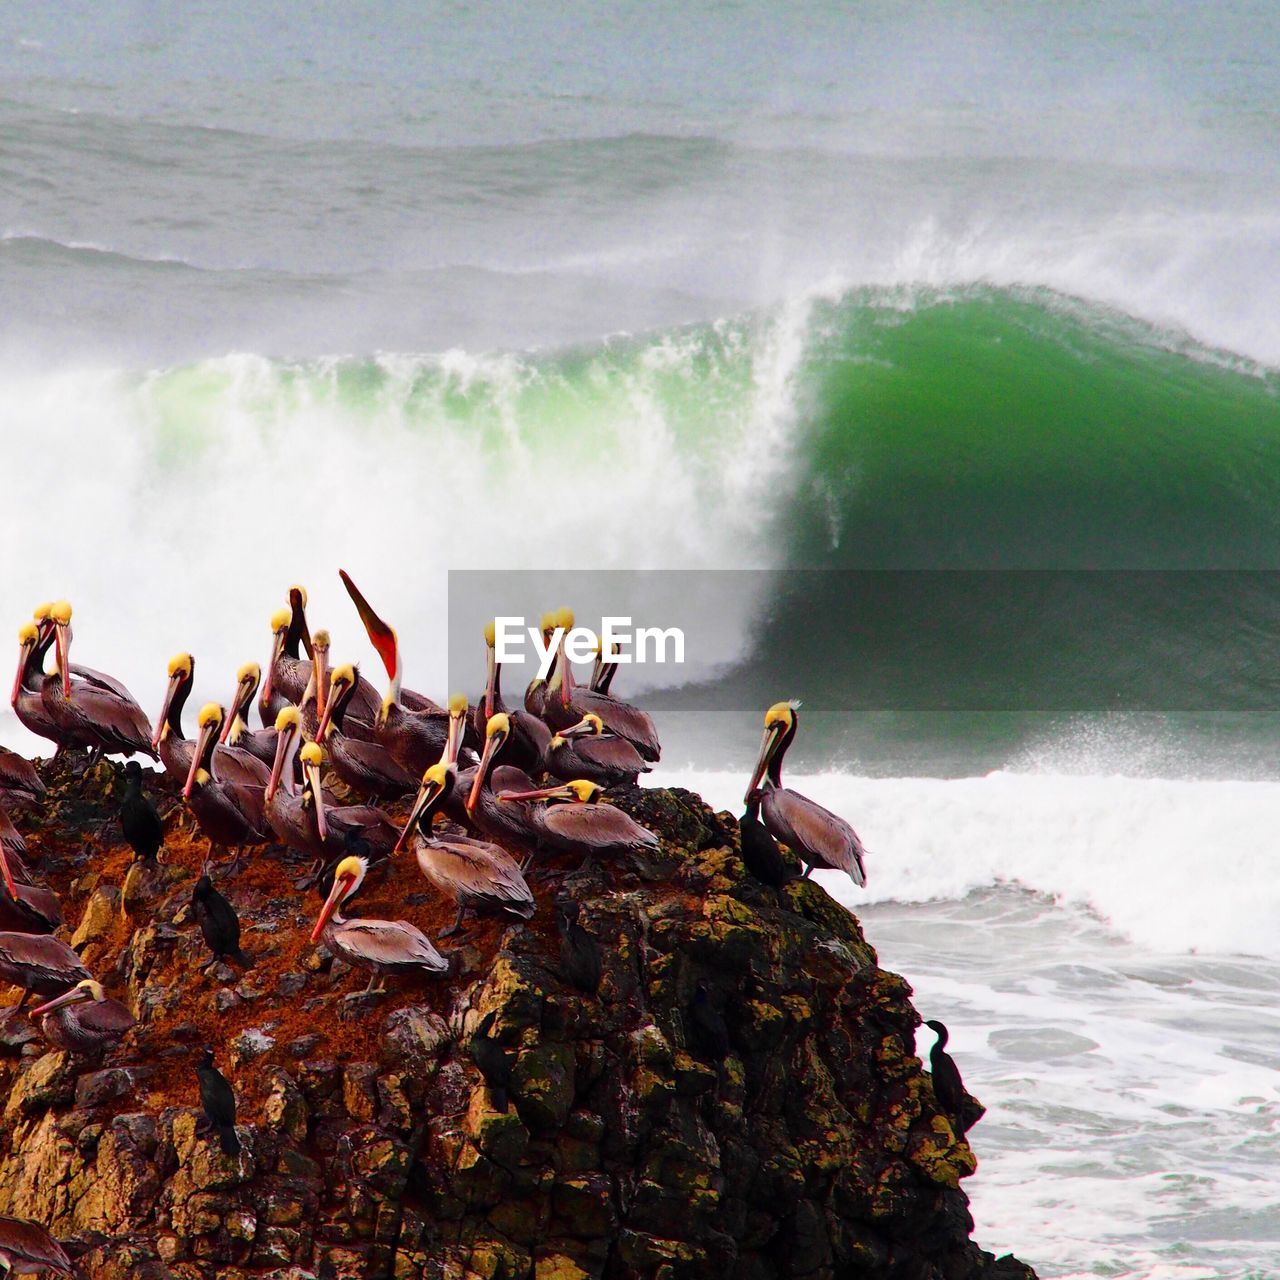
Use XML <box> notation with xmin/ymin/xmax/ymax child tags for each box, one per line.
<box><xmin>924</xmin><ymin>1019</ymin><xmax>984</xmax><ymax>1136</ymax></box>
<box><xmin>28</xmin><ymin>978</ymin><xmax>135</xmax><ymax>1056</ymax></box>
<box><xmin>120</xmin><ymin>761</ymin><xmax>163</xmax><ymax>864</ymax></box>
<box><xmin>686</xmin><ymin>980</ymin><xmax>730</xmax><ymax>1060</ymax></box>
<box><xmin>556</xmin><ymin>899</ymin><xmax>601</xmax><ymax>996</ymax></box>
<box><xmin>196</xmin><ymin>1048</ymin><xmax>240</xmax><ymax>1157</ymax></box>
<box><xmin>0</xmin><ymin>746</ymin><xmax>44</xmax><ymax>813</ymax></box>
<box><xmin>468</xmin><ymin>1010</ymin><xmax>512</xmax><ymax>1112</ymax></box>
<box><xmin>0</xmin><ymin>1213</ymin><xmax>73</xmax><ymax>1275</ymax></box>
<box><xmin>191</xmin><ymin>874</ymin><xmax>253</xmax><ymax>971</ymax></box>
<box><xmin>739</xmin><ymin>794</ymin><xmax>793</xmax><ymax>887</ymax></box>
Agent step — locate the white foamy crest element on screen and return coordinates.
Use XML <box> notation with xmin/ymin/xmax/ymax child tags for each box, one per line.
<box><xmin>657</xmin><ymin>768</ymin><xmax>1280</xmax><ymax>957</ymax></box>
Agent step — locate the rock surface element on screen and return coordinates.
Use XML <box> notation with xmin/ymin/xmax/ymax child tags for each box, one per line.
<box><xmin>0</xmin><ymin>757</ymin><xmax>1038</xmax><ymax>1279</ymax></box>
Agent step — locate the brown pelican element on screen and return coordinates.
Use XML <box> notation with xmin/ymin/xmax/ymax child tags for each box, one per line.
<box><xmin>0</xmin><ymin>746</ymin><xmax>43</xmax><ymax>813</ymax></box>
<box><xmin>0</xmin><ymin>1215</ymin><xmax>74</xmax><ymax>1275</ymax></box>
<box><xmin>312</xmin><ymin>664</ymin><xmax>417</xmax><ymax>800</ymax></box>
<box><xmin>152</xmin><ymin>652</ymin><xmax>196</xmax><ymax>779</ymax></box>
<box><xmin>0</xmin><ymin>932</ymin><xmax>91</xmax><ymax>1012</ymax></box>
<box><xmin>463</xmin><ymin>714</ymin><xmax>544</xmax><ymax>847</ymax></box>
<box><xmin>11</xmin><ymin>621</ymin><xmax>72</xmax><ymax>753</ymax></box>
<box><xmin>266</xmin><ymin>712</ymin><xmax>397</xmax><ymax>861</ymax></box>
<box><xmin>218</xmin><ymin>662</ymin><xmax>278</xmax><ymax>767</ymax></box>
<box><xmin>310</xmin><ymin>854</ymin><xmax>449</xmax><ymax>991</ymax></box>
<box><xmin>472</xmin><ymin>620</ymin><xmax>551</xmax><ymax>774</ymax></box>
<box><xmin>744</xmin><ymin>701</ymin><xmax>867</xmax><ymax>887</ymax></box>
<box><xmin>182</xmin><ymin>704</ymin><xmax>270</xmax><ymax>864</ymax></box>
<box><xmin>42</xmin><ymin>602</ymin><xmax>155</xmax><ymax>758</ymax></box>
<box><xmin>546</xmin><ymin>714</ymin><xmax>650</xmax><ymax>788</ymax></box>
<box><xmin>29</xmin><ymin>979</ymin><xmax>134</xmax><ymax>1055</ymax></box>
<box><xmin>338</xmin><ymin>570</ymin><xmax>455</xmax><ymax>772</ymax></box>
<box><xmin>497</xmin><ymin>779</ymin><xmax>659</xmax><ymax>869</ymax></box>
<box><xmin>259</xmin><ymin>586</ymin><xmax>313</xmax><ymax>727</ymax></box>
<box><xmin>399</xmin><ymin>763</ymin><xmax>535</xmax><ymax>936</ymax></box>
<box><xmin>541</xmin><ymin>612</ymin><xmax>660</xmax><ymax>762</ymax></box>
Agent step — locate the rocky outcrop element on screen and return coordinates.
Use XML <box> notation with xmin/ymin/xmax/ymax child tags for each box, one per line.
<box><xmin>0</xmin><ymin>759</ymin><xmax>1036</xmax><ymax>1279</ymax></box>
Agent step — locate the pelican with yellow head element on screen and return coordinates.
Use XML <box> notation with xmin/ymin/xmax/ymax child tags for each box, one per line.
<box><xmin>744</xmin><ymin>701</ymin><xmax>867</xmax><ymax>887</ymax></box>
<box><xmin>310</xmin><ymin>854</ymin><xmax>448</xmax><ymax>992</ymax></box>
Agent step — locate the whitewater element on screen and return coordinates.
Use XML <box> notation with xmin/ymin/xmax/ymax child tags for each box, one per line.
<box><xmin>4</xmin><ymin>2</ymin><xmax>1280</xmax><ymax>1275</ymax></box>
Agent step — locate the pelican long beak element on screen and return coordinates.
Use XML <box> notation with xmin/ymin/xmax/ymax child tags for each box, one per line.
<box><xmin>396</xmin><ymin>776</ymin><xmax>444</xmax><ymax>853</ymax></box>
<box><xmin>558</xmin><ymin>717</ymin><xmax>596</xmax><ymax>741</ymax></box>
<box><xmin>483</xmin><ymin>645</ymin><xmax>497</xmax><ymax>721</ymax></box>
<box><xmin>338</xmin><ymin>570</ymin><xmax>400</xmax><ymax>682</ymax></box>
<box><xmin>153</xmin><ymin>671</ymin><xmax>185</xmax><ymax>752</ymax></box>
<box><xmin>266</xmin><ymin>724</ymin><xmax>292</xmax><ymax>802</ymax></box>
<box><xmin>30</xmin><ymin>986</ymin><xmax>91</xmax><ymax>1018</ymax></box>
<box><xmin>306</xmin><ymin>759</ymin><xmax>326</xmax><ymax>840</ymax></box>
<box><xmin>11</xmin><ymin>639</ymin><xmax>33</xmax><ymax>708</ymax></box>
<box><xmin>311</xmin><ymin>871</ymin><xmax>355</xmax><ymax>943</ymax></box>
<box><xmin>54</xmin><ymin>623</ymin><xmax>71</xmax><ymax>698</ymax></box>
<box><xmin>0</xmin><ymin>843</ymin><xmax>18</xmax><ymax>898</ymax></box>
<box><xmin>446</xmin><ymin>703</ymin><xmax>465</xmax><ymax>766</ymax></box>
<box><xmin>184</xmin><ymin>718</ymin><xmax>220</xmax><ymax>800</ymax></box>
<box><xmin>744</xmin><ymin>722</ymin><xmax>784</xmax><ymax>806</ymax></box>
<box><xmin>497</xmin><ymin>783</ymin><xmax>576</xmax><ymax>804</ymax></box>
<box><xmin>262</xmin><ymin>628</ymin><xmax>287</xmax><ymax>708</ymax></box>
<box><xmin>221</xmin><ymin>673</ymin><xmax>257</xmax><ymax>744</ymax></box>
<box><xmin>467</xmin><ymin>732</ymin><xmax>504</xmax><ymax>813</ymax></box>
<box><xmin>314</xmin><ymin>675</ymin><xmax>350</xmax><ymax>743</ymax></box>
<box><xmin>313</xmin><ymin>649</ymin><xmax>330</xmax><ymax>724</ymax></box>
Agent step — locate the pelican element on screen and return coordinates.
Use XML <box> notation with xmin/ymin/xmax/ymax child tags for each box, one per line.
<box><xmin>0</xmin><ymin>746</ymin><xmax>43</xmax><ymax>813</ymax></box>
<box><xmin>541</xmin><ymin>611</ymin><xmax>660</xmax><ymax>761</ymax></box>
<box><xmin>182</xmin><ymin>704</ymin><xmax>270</xmax><ymax>865</ymax></box>
<box><xmin>497</xmin><ymin>779</ymin><xmax>659</xmax><ymax>870</ymax></box>
<box><xmin>463</xmin><ymin>714</ymin><xmax>544</xmax><ymax>847</ymax></box>
<box><xmin>744</xmin><ymin>701</ymin><xmax>867</xmax><ymax>887</ymax></box>
<box><xmin>338</xmin><ymin>570</ymin><xmax>456</xmax><ymax>773</ymax></box>
<box><xmin>399</xmin><ymin>763</ymin><xmax>535</xmax><ymax>936</ymax></box>
<box><xmin>472</xmin><ymin>620</ymin><xmax>550</xmax><ymax>774</ymax></box>
<box><xmin>266</xmin><ymin>711</ymin><xmax>397</xmax><ymax>862</ymax></box>
<box><xmin>0</xmin><ymin>1215</ymin><xmax>73</xmax><ymax>1275</ymax></box>
<box><xmin>546</xmin><ymin>714</ymin><xmax>650</xmax><ymax>788</ymax></box>
<box><xmin>310</xmin><ymin>854</ymin><xmax>449</xmax><ymax>992</ymax></box>
<box><xmin>29</xmin><ymin>979</ymin><xmax>134</xmax><ymax>1055</ymax></box>
<box><xmin>42</xmin><ymin>602</ymin><xmax>155</xmax><ymax>758</ymax></box>
<box><xmin>312</xmin><ymin>664</ymin><xmax>417</xmax><ymax>801</ymax></box>
<box><xmin>218</xmin><ymin>662</ymin><xmax>278</xmax><ymax>768</ymax></box>
<box><xmin>152</xmin><ymin>652</ymin><xmax>197</xmax><ymax>779</ymax></box>
<box><xmin>11</xmin><ymin>621</ymin><xmax>72</xmax><ymax>753</ymax></box>
<box><xmin>0</xmin><ymin>932</ymin><xmax>91</xmax><ymax>1012</ymax></box>
<box><xmin>259</xmin><ymin>586</ymin><xmax>312</xmax><ymax>727</ymax></box>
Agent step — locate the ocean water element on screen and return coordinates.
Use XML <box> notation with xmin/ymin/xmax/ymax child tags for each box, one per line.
<box><xmin>3</xmin><ymin>3</ymin><xmax>1280</xmax><ymax>1275</ymax></box>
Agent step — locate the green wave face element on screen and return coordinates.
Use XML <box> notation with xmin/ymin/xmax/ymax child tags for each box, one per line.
<box><xmin>785</xmin><ymin>289</ymin><xmax>1280</xmax><ymax>569</ymax></box>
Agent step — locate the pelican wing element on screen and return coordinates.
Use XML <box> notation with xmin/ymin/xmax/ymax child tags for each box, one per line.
<box><xmin>66</xmin><ymin>682</ymin><xmax>154</xmax><ymax>754</ymax></box>
<box><xmin>212</xmin><ymin>745</ymin><xmax>271</xmax><ymax>791</ymax></box>
<box><xmin>0</xmin><ymin>932</ymin><xmax>90</xmax><ymax>990</ymax></box>
<box><xmin>0</xmin><ymin>747</ymin><xmax>44</xmax><ymax>800</ymax></box>
<box><xmin>573</xmin><ymin>691</ymin><xmax>660</xmax><ymax>761</ymax></box>
<box><xmin>545</xmin><ymin>804</ymin><xmax>658</xmax><ymax>851</ymax></box>
<box><xmin>335</xmin><ymin>737</ymin><xmax>417</xmax><ymax>789</ymax></box>
<box><xmin>78</xmin><ymin>997</ymin><xmax>137</xmax><ymax>1036</ymax></box>
<box><xmin>421</xmin><ymin>837</ymin><xmax>534</xmax><ymax>912</ymax></box>
<box><xmin>68</xmin><ymin>662</ymin><xmax>139</xmax><ymax>703</ymax></box>
<box><xmin>764</xmin><ymin>788</ymin><xmax>867</xmax><ymax>886</ymax></box>
<box><xmin>336</xmin><ymin>919</ymin><xmax>448</xmax><ymax>972</ymax></box>
<box><xmin>0</xmin><ymin>1214</ymin><xmax>74</xmax><ymax>1273</ymax></box>
<box><xmin>581</xmin><ymin>734</ymin><xmax>650</xmax><ymax>775</ymax></box>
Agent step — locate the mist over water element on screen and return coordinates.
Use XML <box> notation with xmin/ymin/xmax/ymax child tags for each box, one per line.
<box><xmin>4</xmin><ymin>4</ymin><xmax>1280</xmax><ymax>1274</ymax></box>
